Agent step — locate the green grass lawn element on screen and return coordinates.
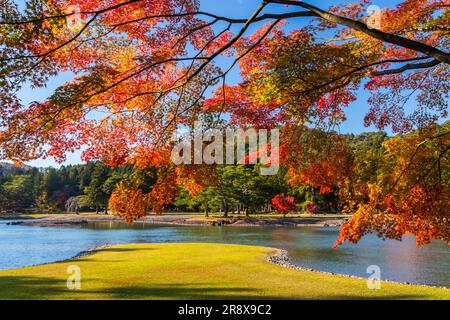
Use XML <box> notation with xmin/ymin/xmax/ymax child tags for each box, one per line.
<box><xmin>0</xmin><ymin>243</ymin><xmax>448</xmax><ymax>300</ymax></box>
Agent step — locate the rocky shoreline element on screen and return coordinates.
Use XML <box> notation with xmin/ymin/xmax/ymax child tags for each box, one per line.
<box><xmin>7</xmin><ymin>214</ymin><xmax>345</xmax><ymax>228</ymax></box>
<box><xmin>267</xmin><ymin>249</ymin><xmax>450</xmax><ymax>290</ymax></box>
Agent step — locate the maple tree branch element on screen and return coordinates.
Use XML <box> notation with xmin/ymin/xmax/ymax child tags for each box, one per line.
<box><xmin>31</xmin><ymin>56</ymin><xmax>208</xmax><ymax>127</ymax></box>
<box><xmin>390</xmin><ymin>131</ymin><xmax>450</xmax><ymax>191</ymax></box>
<box><xmin>300</xmin><ymin>56</ymin><xmax>431</xmax><ymax>93</ymax></box>
<box><xmin>400</xmin><ymin>25</ymin><xmax>450</xmax><ymax>33</ymax></box>
<box><xmin>0</xmin><ymin>6</ymin><xmax>315</xmax><ymax>26</ymax></box>
<box><xmin>409</xmin><ymin>144</ymin><xmax>450</xmax><ymax>190</ymax></box>
<box><xmin>214</xmin><ymin>19</ymin><xmax>281</xmax><ymax>83</ymax></box>
<box><xmin>196</xmin><ymin>10</ymin><xmax>316</xmax><ymax>23</ymax></box>
<box><xmin>169</xmin><ymin>9</ymin><xmax>316</xmax><ymax>50</ymax></box>
<box><xmin>147</xmin><ymin>2</ymin><xmax>269</xmax><ymax>95</ymax></box>
<box><xmin>6</xmin><ymin>13</ymin><xmax>102</xmax><ymax>89</ymax></box>
<box><xmin>149</xmin><ymin>5</ymin><xmax>276</xmax><ymax>152</ymax></box>
<box><xmin>2</xmin><ymin>13</ymin><xmax>101</xmax><ymax>62</ymax></box>
<box><xmin>172</xmin><ymin>18</ymin><xmax>219</xmax><ymax>49</ymax></box>
<box><xmin>144</xmin><ymin>17</ymin><xmax>282</xmax><ymax>157</ymax></box>
<box><xmin>0</xmin><ymin>0</ymin><xmax>143</xmax><ymax>25</ymax></box>
<box><xmin>120</xmin><ymin>23</ymin><xmax>234</xmax><ymax>105</ymax></box>
<box><xmin>3</xmin><ymin>1</ymin><xmax>447</xmax><ymax>131</ymax></box>
<box><xmin>29</xmin><ymin>4</ymin><xmax>274</xmax><ymax>130</ymax></box>
<box><xmin>371</xmin><ymin>59</ymin><xmax>442</xmax><ymax>76</ymax></box>
<box><xmin>266</xmin><ymin>0</ymin><xmax>450</xmax><ymax>65</ymax></box>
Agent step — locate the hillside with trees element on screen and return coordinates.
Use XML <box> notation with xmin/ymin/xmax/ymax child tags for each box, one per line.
<box><xmin>0</xmin><ymin>162</ymin><xmax>132</xmax><ymax>213</ymax></box>
<box><xmin>2</xmin><ymin>125</ymin><xmax>447</xmax><ymax>237</ymax></box>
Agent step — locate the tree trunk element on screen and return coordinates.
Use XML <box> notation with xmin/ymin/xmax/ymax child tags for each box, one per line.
<box><xmin>223</xmin><ymin>204</ymin><xmax>229</xmax><ymax>218</ymax></box>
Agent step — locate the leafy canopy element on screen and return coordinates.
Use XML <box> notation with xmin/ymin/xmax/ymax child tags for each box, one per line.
<box><xmin>0</xmin><ymin>0</ymin><xmax>448</xmax><ymax>245</ymax></box>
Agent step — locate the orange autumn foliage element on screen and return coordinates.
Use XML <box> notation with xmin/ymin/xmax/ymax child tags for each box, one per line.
<box><xmin>1</xmin><ymin>0</ymin><xmax>448</xmax><ymax>245</ymax></box>
<box><xmin>109</xmin><ymin>182</ymin><xmax>148</xmax><ymax>224</ymax></box>
<box><xmin>335</xmin><ymin>126</ymin><xmax>450</xmax><ymax>247</ymax></box>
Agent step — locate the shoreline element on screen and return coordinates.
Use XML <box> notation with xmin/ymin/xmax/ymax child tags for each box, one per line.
<box><xmin>6</xmin><ymin>213</ymin><xmax>345</xmax><ymax>228</ymax></box>
<box><xmin>267</xmin><ymin>249</ymin><xmax>450</xmax><ymax>290</ymax></box>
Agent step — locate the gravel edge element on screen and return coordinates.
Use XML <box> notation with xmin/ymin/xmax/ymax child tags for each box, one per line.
<box><xmin>267</xmin><ymin>249</ymin><xmax>449</xmax><ymax>290</ymax></box>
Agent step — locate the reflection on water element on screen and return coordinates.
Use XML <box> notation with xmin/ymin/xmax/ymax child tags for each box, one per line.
<box><xmin>0</xmin><ymin>220</ymin><xmax>448</xmax><ymax>287</ymax></box>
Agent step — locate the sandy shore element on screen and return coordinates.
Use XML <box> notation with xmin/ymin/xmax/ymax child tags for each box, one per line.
<box><xmin>7</xmin><ymin>214</ymin><xmax>345</xmax><ymax>228</ymax></box>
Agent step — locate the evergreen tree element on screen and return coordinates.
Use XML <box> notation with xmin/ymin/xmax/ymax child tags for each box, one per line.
<box><xmin>86</xmin><ymin>163</ymin><xmax>111</xmax><ymax>214</ymax></box>
<box><xmin>1</xmin><ymin>175</ymin><xmax>34</xmax><ymax>211</ymax></box>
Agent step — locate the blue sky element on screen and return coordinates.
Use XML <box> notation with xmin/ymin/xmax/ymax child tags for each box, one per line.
<box><xmin>15</xmin><ymin>0</ymin><xmax>411</xmax><ymax>167</ymax></box>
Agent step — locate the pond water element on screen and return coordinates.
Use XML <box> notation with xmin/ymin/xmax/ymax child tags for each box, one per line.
<box><xmin>0</xmin><ymin>220</ymin><xmax>448</xmax><ymax>287</ymax></box>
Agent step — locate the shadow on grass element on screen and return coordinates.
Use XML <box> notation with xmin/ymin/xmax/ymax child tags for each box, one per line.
<box><xmin>0</xmin><ymin>275</ymin><xmax>433</xmax><ymax>300</ymax></box>
<box><xmin>0</xmin><ymin>275</ymin><xmax>66</xmax><ymax>299</ymax></box>
<box><xmin>92</xmin><ymin>284</ymin><xmax>432</xmax><ymax>300</ymax></box>
<box><xmin>89</xmin><ymin>283</ymin><xmax>266</xmax><ymax>300</ymax></box>
<box><xmin>73</xmin><ymin>247</ymin><xmax>157</xmax><ymax>260</ymax></box>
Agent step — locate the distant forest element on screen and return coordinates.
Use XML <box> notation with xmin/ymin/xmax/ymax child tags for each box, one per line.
<box><xmin>0</xmin><ymin>161</ymin><xmax>134</xmax><ymax>214</ymax></box>
<box><xmin>0</xmin><ymin>131</ymin><xmax>391</xmax><ymax>215</ymax></box>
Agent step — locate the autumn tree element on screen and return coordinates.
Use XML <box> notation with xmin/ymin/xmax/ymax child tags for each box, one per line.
<box><xmin>271</xmin><ymin>194</ymin><xmax>296</xmax><ymax>215</ymax></box>
<box><xmin>0</xmin><ymin>0</ymin><xmax>448</xmax><ymax>244</ymax></box>
<box><xmin>335</xmin><ymin>122</ymin><xmax>450</xmax><ymax>247</ymax></box>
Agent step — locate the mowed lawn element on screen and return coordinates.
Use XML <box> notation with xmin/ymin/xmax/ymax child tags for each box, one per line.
<box><xmin>0</xmin><ymin>243</ymin><xmax>448</xmax><ymax>300</ymax></box>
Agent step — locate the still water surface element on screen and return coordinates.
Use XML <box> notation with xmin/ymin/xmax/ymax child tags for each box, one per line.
<box><xmin>0</xmin><ymin>220</ymin><xmax>448</xmax><ymax>287</ymax></box>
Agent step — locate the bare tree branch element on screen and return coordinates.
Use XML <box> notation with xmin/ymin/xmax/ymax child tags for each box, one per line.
<box><xmin>371</xmin><ymin>59</ymin><xmax>442</xmax><ymax>76</ymax></box>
